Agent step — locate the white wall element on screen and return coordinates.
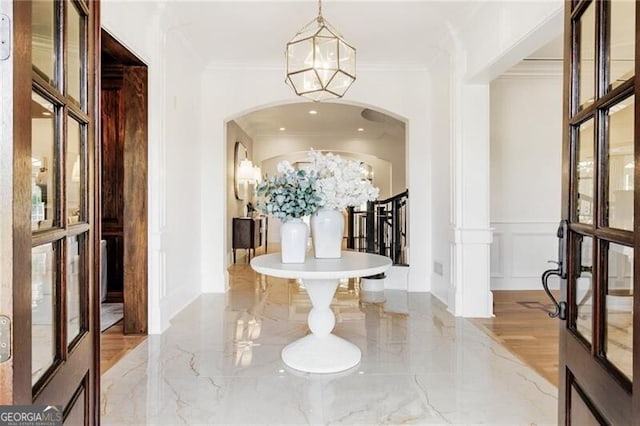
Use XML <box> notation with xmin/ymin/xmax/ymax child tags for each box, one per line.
<box><xmin>201</xmin><ymin>67</ymin><xmax>431</xmax><ymax>293</ymax></box>
<box><xmin>101</xmin><ymin>0</ymin><xmax>567</xmax><ymax>327</ymax></box>
<box><xmin>102</xmin><ymin>1</ymin><xmax>205</xmax><ymax>334</ymax></box>
<box><xmin>460</xmin><ymin>1</ymin><xmax>565</xmax><ymax>82</ymax></box>
<box><xmin>427</xmin><ymin>0</ymin><xmax>563</xmax><ymax>316</ymax></box>
<box><xmin>428</xmin><ymin>54</ymin><xmax>453</xmax><ymax>305</ymax></box>
<box><xmin>490</xmin><ymin>66</ymin><xmax>562</xmax><ymax>290</ymax></box>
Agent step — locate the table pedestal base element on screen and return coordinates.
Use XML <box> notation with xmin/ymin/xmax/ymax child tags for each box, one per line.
<box><xmin>250</xmin><ymin>253</ymin><xmax>392</xmax><ymax>373</ymax></box>
<box><xmin>282</xmin><ymin>333</ymin><xmax>361</xmax><ymax>373</ymax></box>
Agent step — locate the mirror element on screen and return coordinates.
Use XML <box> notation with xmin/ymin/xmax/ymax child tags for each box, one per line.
<box><xmin>234</xmin><ymin>141</ymin><xmax>248</xmax><ymax>200</ymax></box>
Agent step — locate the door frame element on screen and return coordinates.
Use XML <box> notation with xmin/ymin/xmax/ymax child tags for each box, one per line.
<box><xmin>100</xmin><ymin>28</ymin><xmax>148</xmax><ymax>335</ymax></box>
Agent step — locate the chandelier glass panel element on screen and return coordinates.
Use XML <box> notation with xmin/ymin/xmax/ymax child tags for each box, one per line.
<box><xmin>285</xmin><ymin>0</ymin><xmax>356</xmax><ymax>102</ymax></box>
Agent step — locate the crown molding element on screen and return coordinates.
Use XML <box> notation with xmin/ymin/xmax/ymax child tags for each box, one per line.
<box><xmin>204</xmin><ymin>61</ymin><xmax>429</xmax><ymax>72</ymax></box>
<box><xmin>499</xmin><ymin>59</ymin><xmax>562</xmax><ymax>79</ymax></box>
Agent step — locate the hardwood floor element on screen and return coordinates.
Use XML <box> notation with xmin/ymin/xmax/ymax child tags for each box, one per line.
<box><xmin>470</xmin><ymin>290</ymin><xmax>560</xmax><ymax>387</ymax></box>
<box><xmin>100</xmin><ymin>321</ymin><xmax>147</xmax><ymax>374</ymax></box>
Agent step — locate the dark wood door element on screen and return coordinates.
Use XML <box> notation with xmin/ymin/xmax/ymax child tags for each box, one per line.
<box><xmin>0</xmin><ymin>0</ymin><xmax>100</xmax><ymax>423</ymax></box>
<box><xmin>558</xmin><ymin>0</ymin><xmax>639</xmax><ymax>423</ymax></box>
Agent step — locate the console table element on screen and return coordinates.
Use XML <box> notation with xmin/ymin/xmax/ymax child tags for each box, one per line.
<box><xmin>232</xmin><ymin>217</ymin><xmax>267</xmax><ymax>263</ymax></box>
<box><xmin>250</xmin><ymin>251</ymin><xmax>392</xmax><ymax>373</ymax></box>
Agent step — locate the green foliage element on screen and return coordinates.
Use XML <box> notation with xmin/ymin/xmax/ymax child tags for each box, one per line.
<box><xmin>255</xmin><ymin>165</ymin><xmax>322</xmax><ymax>222</ymax></box>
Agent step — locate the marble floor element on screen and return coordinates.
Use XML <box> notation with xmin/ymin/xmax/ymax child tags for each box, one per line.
<box><xmin>101</xmin><ymin>264</ymin><xmax>557</xmax><ymax>425</ymax></box>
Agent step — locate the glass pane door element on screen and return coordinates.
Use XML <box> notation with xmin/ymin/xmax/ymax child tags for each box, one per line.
<box><xmin>559</xmin><ymin>0</ymin><xmax>638</xmax><ymax>423</ymax></box>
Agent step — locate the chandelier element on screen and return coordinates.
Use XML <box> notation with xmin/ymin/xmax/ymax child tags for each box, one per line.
<box><xmin>285</xmin><ymin>0</ymin><xmax>356</xmax><ymax>102</ymax></box>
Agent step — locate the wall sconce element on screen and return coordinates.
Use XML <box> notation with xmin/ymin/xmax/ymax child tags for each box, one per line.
<box><xmin>233</xmin><ymin>142</ymin><xmax>262</xmax><ymax>203</ymax></box>
<box><xmin>238</xmin><ymin>158</ymin><xmax>256</xmax><ymax>183</ymax></box>
<box><xmin>238</xmin><ymin>159</ymin><xmax>262</xmax><ymax>185</ymax></box>
<box><xmin>237</xmin><ymin>158</ymin><xmax>262</xmax><ymax>207</ymax></box>
<box><xmin>252</xmin><ymin>165</ymin><xmax>262</xmax><ymax>184</ymax></box>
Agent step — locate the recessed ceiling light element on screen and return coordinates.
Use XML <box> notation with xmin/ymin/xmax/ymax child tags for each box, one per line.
<box><xmin>279</xmin><ymin>127</ymin><xmax>286</xmax><ymax>131</ymax></box>
<box><xmin>357</xmin><ymin>128</ymin><xmax>364</xmax><ymax>132</ymax></box>
<box><xmin>308</xmin><ymin>110</ymin><xmax>318</xmax><ymax>115</ymax></box>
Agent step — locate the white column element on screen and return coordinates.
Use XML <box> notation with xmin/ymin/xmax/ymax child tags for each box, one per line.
<box><xmin>449</xmin><ymin>84</ymin><xmax>493</xmax><ymax>318</ymax></box>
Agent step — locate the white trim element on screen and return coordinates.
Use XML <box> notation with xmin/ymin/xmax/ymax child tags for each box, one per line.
<box><xmin>450</xmin><ymin>227</ymin><xmax>493</xmax><ymax>244</ymax></box>
<box><xmin>499</xmin><ymin>60</ymin><xmax>562</xmax><ymax>78</ymax></box>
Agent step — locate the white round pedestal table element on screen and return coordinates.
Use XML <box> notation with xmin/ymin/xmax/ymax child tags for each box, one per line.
<box><xmin>250</xmin><ymin>251</ymin><xmax>392</xmax><ymax>374</ymax></box>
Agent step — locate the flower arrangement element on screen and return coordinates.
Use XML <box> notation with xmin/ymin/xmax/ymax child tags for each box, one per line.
<box><xmin>255</xmin><ymin>160</ymin><xmax>322</xmax><ymax>222</ymax></box>
<box><xmin>309</xmin><ymin>150</ymin><xmax>379</xmax><ymax>210</ymax></box>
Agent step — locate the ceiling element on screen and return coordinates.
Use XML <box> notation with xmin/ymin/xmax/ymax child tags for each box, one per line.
<box><xmin>166</xmin><ymin>1</ymin><xmax>483</xmax><ymax>69</ymax></box>
<box><xmin>162</xmin><ymin>1</ymin><xmax>560</xmax><ymax>151</ymax></box>
<box><xmin>234</xmin><ymin>102</ymin><xmax>404</xmax><ymax>141</ymax></box>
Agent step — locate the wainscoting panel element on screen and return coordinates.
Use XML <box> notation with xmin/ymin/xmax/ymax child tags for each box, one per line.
<box><xmin>490</xmin><ymin>232</ymin><xmax>504</xmax><ymax>277</ymax></box>
<box><xmin>490</xmin><ymin>222</ymin><xmax>560</xmax><ymax>290</ymax></box>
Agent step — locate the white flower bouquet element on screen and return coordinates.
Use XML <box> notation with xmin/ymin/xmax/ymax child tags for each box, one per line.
<box><xmin>255</xmin><ymin>160</ymin><xmax>322</xmax><ymax>222</ymax></box>
<box><xmin>308</xmin><ymin>150</ymin><xmax>379</xmax><ymax>210</ymax></box>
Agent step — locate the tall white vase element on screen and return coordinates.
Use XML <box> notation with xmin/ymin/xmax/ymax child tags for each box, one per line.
<box><xmin>280</xmin><ymin>218</ymin><xmax>308</xmax><ymax>263</ymax></box>
<box><xmin>310</xmin><ymin>208</ymin><xmax>344</xmax><ymax>259</ymax></box>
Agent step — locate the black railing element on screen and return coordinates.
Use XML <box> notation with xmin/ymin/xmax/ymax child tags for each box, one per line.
<box><xmin>346</xmin><ymin>190</ymin><xmax>408</xmax><ymax>265</ymax></box>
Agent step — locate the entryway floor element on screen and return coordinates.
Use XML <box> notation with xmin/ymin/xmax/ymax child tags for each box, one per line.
<box><xmin>100</xmin><ymin>263</ymin><xmax>556</xmax><ymax>425</ymax></box>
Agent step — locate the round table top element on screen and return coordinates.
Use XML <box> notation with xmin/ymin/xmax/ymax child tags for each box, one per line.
<box><xmin>250</xmin><ymin>251</ymin><xmax>392</xmax><ymax>280</ymax></box>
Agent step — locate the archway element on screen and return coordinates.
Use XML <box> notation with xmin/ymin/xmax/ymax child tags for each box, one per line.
<box><xmin>223</xmin><ymin>101</ymin><xmax>409</xmax><ymax>287</ymax></box>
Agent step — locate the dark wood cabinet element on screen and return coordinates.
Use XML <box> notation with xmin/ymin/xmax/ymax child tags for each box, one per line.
<box><xmin>232</xmin><ymin>217</ymin><xmax>267</xmax><ymax>263</ymax></box>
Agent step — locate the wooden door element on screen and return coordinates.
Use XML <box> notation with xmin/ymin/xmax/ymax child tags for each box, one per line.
<box><xmin>0</xmin><ymin>0</ymin><xmax>100</xmax><ymax>423</ymax></box>
<box><xmin>557</xmin><ymin>0</ymin><xmax>639</xmax><ymax>423</ymax></box>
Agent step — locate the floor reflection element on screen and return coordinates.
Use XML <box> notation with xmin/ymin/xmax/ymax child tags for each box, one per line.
<box><xmin>101</xmin><ymin>262</ymin><xmax>557</xmax><ymax>425</ymax></box>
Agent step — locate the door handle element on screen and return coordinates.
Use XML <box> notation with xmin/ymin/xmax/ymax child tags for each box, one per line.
<box><xmin>540</xmin><ymin>220</ymin><xmax>568</xmax><ymax>320</ymax></box>
<box><xmin>541</xmin><ymin>267</ymin><xmax>566</xmax><ymax>320</ymax></box>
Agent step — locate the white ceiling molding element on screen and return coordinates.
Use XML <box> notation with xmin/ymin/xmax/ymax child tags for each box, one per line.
<box><xmin>499</xmin><ymin>59</ymin><xmax>563</xmax><ymax>79</ymax></box>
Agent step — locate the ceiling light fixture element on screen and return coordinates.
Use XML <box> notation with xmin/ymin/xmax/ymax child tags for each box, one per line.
<box><xmin>285</xmin><ymin>0</ymin><xmax>356</xmax><ymax>102</ymax></box>
<box><xmin>357</xmin><ymin>128</ymin><xmax>364</xmax><ymax>132</ymax></box>
<box><xmin>308</xmin><ymin>110</ymin><xmax>318</xmax><ymax>115</ymax></box>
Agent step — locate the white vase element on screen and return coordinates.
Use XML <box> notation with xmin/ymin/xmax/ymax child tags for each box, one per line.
<box><xmin>310</xmin><ymin>208</ymin><xmax>343</xmax><ymax>258</ymax></box>
<box><xmin>280</xmin><ymin>218</ymin><xmax>308</xmax><ymax>263</ymax></box>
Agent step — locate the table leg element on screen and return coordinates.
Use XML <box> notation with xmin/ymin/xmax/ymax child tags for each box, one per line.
<box><xmin>281</xmin><ymin>278</ymin><xmax>361</xmax><ymax>373</ymax></box>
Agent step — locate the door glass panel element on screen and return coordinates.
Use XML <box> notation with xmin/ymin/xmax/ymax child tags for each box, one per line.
<box><xmin>67</xmin><ymin>235</ymin><xmax>84</xmax><ymax>344</ymax></box>
<box><xmin>577</xmin><ymin>120</ymin><xmax>595</xmax><ymax>224</ymax></box>
<box><xmin>32</xmin><ymin>0</ymin><xmax>56</xmax><ymax>85</ymax></box>
<box><xmin>605</xmin><ymin>242</ymin><xmax>633</xmax><ymax>380</ymax></box>
<box><xmin>607</xmin><ymin>96</ymin><xmax>634</xmax><ymax>230</ymax></box>
<box><xmin>67</xmin><ymin>3</ymin><xmax>84</xmax><ymax>107</ymax></box>
<box><xmin>575</xmin><ymin>235</ymin><xmax>594</xmax><ymax>344</ymax></box>
<box><xmin>67</xmin><ymin>118</ymin><xmax>83</xmax><ymax>224</ymax></box>
<box><xmin>608</xmin><ymin>0</ymin><xmax>635</xmax><ymax>91</ymax></box>
<box><xmin>31</xmin><ymin>92</ymin><xmax>57</xmax><ymax>231</ymax></box>
<box><xmin>578</xmin><ymin>2</ymin><xmax>596</xmax><ymax>110</ymax></box>
<box><xmin>32</xmin><ymin>243</ymin><xmax>56</xmax><ymax>385</ymax></box>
